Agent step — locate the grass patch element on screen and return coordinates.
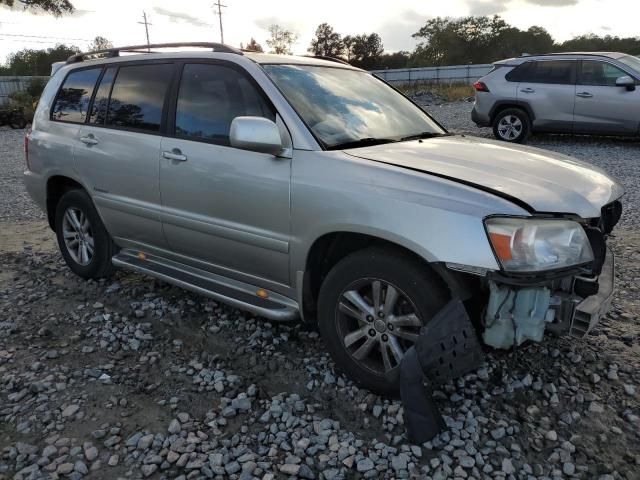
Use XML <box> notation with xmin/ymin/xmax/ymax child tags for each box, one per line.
<box><xmin>397</xmin><ymin>82</ymin><xmax>475</xmax><ymax>101</ymax></box>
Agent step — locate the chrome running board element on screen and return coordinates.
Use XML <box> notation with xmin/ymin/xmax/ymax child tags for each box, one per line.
<box><xmin>112</xmin><ymin>249</ymin><xmax>299</xmax><ymax>321</ymax></box>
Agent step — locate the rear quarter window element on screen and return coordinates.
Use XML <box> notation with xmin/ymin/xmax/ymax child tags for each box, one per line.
<box><xmin>51</xmin><ymin>68</ymin><xmax>101</xmax><ymax>123</ymax></box>
<box><xmin>505</xmin><ymin>62</ymin><xmax>532</xmax><ymax>82</ymax></box>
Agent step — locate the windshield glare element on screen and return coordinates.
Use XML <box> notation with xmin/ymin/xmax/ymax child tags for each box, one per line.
<box><xmin>263</xmin><ymin>64</ymin><xmax>444</xmax><ymax>149</ymax></box>
<box><xmin>618</xmin><ymin>55</ymin><xmax>640</xmax><ymax>75</ymax></box>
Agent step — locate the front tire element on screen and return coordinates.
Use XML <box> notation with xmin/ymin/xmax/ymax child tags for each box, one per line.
<box><xmin>55</xmin><ymin>189</ymin><xmax>116</xmax><ymax>279</ymax></box>
<box><xmin>317</xmin><ymin>247</ymin><xmax>448</xmax><ymax>396</ymax></box>
<box><xmin>492</xmin><ymin>108</ymin><xmax>530</xmax><ymax>143</ymax></box>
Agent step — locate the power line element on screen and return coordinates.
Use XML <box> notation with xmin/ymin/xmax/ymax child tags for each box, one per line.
<box><xmin>137</xmin><ymin>11</ymin><xmax>152</xmax><ymax>51</ymax></box>
<box><xmin>213</xmin><ymin>0</ymin><xmax>227</xmax><ymax>44</ymax></box>
<box><xmin>0</xmin><ymin>33</ymin><xmax>91</xmax><ymax>41</ymax></box>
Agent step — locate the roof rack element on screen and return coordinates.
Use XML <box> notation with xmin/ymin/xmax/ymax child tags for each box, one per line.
<box><xmin>304</xmin><ymin>55</ymin><xmax>351</xmax><ymax>66</ymax></box>
<box><xmin>66</xmin><ymin>42</ymin><xmax>243</xmax><ymax>64</ymax></box>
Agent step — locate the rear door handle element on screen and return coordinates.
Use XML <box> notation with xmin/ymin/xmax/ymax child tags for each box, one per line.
<box><xmin>80</xmin><ymin>134</ymin><xmax>98</xmax><ymax>145</ymax></box>
<box><xmin>162</xmin><ymin>149</ymin><xmax>187</xmax><ymax>162</ymax></box>
<box><xmin>576</xmin><ymin>92</ymin><xmax>593</xmax><ymax>98</ymax></box>
<box><xmin>520</xmin><ymin>88</ymin><xmax>535</xmax><ymax>93</ymax></box>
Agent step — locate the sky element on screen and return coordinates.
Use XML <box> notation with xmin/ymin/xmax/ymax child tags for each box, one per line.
<box><xmin>0</xmin><ymin>0</ymin><xmax>636</xmax><ymax>63</ymax></box>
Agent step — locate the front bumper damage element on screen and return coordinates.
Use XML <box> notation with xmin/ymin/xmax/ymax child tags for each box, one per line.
<box><xmin>482</xmin><ymin>248</ymin><xmax>615</xmax><ymax>349</ymax></box>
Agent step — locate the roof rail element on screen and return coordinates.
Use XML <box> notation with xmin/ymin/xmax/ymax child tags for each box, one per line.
<box><xmin>66</xmin><ymin>42</ymin><xmax>243</xmax><ymax>64</ymax></box>
<box><xmin>304</xmin><ymin>55</ymin><xmax>351</xmax><ymax>66</ymax></box>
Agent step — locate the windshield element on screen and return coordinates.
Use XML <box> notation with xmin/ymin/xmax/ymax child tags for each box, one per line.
<box><xmin>262</xmin><ymin>64</ymin><xmax>445</xmax><ymax>149</ymax></box>
<box><xmin>618</xmin><ymin>55</ymin><xmax>640</xmax><ymax>74</ymax></box>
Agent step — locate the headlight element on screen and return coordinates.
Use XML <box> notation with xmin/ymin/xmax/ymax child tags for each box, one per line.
<box><xmin>485</xmin><ymin>217</ymin><xmax>593</xmax><ymax>272</ymax></box>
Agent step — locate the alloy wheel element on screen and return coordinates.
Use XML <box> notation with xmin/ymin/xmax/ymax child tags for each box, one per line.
<box><xmin>336</xmin><ymin>278</ymin><xmax>422</xmax><ymax>376</ymax></box>
<box><xmin>497</xmin><ymin>115</ymin><xmax>523</xmax><ymax>140</ymax></box>
<box><xmin>62</xmin><ymin>207</ymin><xmax>94</xmax><ymax>266</ymax></box>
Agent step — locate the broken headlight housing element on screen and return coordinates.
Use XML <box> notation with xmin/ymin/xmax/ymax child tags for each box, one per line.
<box><xmin>485</xmin><ymin>217</ymin><xmax>594</xmax><ymax>272</ymax></box>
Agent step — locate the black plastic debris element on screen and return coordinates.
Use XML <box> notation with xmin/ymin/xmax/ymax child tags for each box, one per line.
<box><xmin>401</xmin><ymin>299</ymin><xmax>484</xmax><ymax>444</ymax></box>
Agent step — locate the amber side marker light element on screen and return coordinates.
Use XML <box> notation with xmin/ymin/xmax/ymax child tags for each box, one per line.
<box><xmin>256</xmin><ymin>289</ymin><xmax>269</xmax><ymax>299</ymax></box>
<box><xmin>489</xmin><ymin>232</ymin><xmax>513</xmax><ymax>261</ymax></box>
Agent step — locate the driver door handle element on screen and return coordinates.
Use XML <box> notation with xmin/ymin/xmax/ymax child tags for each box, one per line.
<box><xmin>520</xmin><ymin>87</ymin><xmax>535</xmax><ymax>93</ymax></box>
<box><xmin>576</xmin><ymin>92</ymin><xmax>593</xmax><ymax>98</ymax></box>
<box><xmin>80</xmin><ymin>134</ymin><xmax>99</xmax><ymax>145</ymax></box>
<box><xmin>162</xmin><ymin>149</ymin><xmax>187</xmax><ymax>162</ymax></box>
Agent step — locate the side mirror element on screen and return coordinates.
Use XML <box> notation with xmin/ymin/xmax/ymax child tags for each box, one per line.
<box><xmin>616</xmin><ymin>75</ymin><xmax>636</xmax><ymax>91</ymax></box>
<box><xmin>230</xmin><ymin>116</ymin><xmax>284</xmax><ymax>156</ymax></box>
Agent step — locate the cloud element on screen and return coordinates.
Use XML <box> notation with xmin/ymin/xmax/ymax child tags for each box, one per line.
<box><xmin>152</xmin><ymin>7</ymin><xmax>211</xmax><ymax>28</ymax></box>
<box><xmin>374</xmin><ymin>9</ymin><xmax>425</xmax><ymax>52</ymax></box>
<box><xmin>253</xmin><ymin>16</ymin><xmax>305</xmax><ymax>34</ymax></box>
<box><xmin>521</xmin><ymin>0</ymin><xmax>579</xmax><ymax>5</ymax></box>
<box><xmin>468</xmin><ymin>0</ymin><xmax>511</xmax><ymax>16</ymax></box>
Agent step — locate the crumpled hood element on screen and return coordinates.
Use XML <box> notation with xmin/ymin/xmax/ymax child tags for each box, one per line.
<box><xmin>345</xmin><ymin>135</ymin><xmax>624</xmax><ymax>218</ymax></box>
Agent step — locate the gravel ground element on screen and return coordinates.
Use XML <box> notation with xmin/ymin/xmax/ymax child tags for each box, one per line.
<box><xmin>1</xmin><ymin>108</ymin><xmax>639</xmax><ymax>480</ymax></box>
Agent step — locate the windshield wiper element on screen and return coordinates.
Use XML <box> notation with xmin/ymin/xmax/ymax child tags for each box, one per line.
<box><xmin>327</xmin><ymin>137</ymin><xmax>398</xmax><ymax>150</ymax></box>
<box><xmin>400</xmin><ymin>132</ymin><xmax>450</xmax><ymax>141</ymax></box>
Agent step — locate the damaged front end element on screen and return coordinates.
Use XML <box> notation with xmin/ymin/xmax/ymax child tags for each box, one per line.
<box><xmin>482</xmin><ymin>248</ymin><xmax>614</xmax><ymax>348</ymax></box>
<box><xmin>464</xmin><ymin>201</ymin><xmax>620</xmax><ymax>350</ymax></box>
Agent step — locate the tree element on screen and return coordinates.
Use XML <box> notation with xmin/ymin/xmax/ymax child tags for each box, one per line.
<box><xmin>410</xmin><ymin>16</ymin><xmax>556</xmax><ymax>66</ymax></box>
<box><xmin>242</xmin><ymin>38</ymin><xmax>264</xmax><ymax>52</ymax></box>
<box><xmin>87</xmin><ymin>36</ymin><xmax>113</xmax><ymax>52</ymax></box>
<box><xmin>377</xmin><ymin>51</ymin><xmax>410</xmax><ymax>70</ymax></box>
<box><xmin>1</xmin><ymin>44</ymin><xmax>79</xmax><ymax>75</ymax></box>
<box><xmin>266</xmin><ymin>25</ymin><xmax>297</xmax><ymax>55</ymax></box>
<box><xmin>343</xmin><ymin>33</ymin><xmax>384</xmax><ymax>69</ymax></box>
<box><xmin>308</xmin><ymin>23</ymin><xmax>344</xmax><ymax>57</ymax></box>
<box><xmin>0</xmin><ymin>0</ymin><xmax>73</xmax><ymax>15</ymax></box>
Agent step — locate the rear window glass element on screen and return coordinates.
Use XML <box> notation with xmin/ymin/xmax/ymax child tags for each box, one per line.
<box><xmin>52</xmin><ymin>68</ymin><xmax>101</xmax><ymax>123</ymax></box>
<box><xmin>523</xmin><ymin>61</ymin><xmax>575</xmax><ymax>85</ymax></box>
<box><xmin>106</xmin><ymin>63</ymin><xmax>174</xmax><ymax>133</ymax></box>
<box><xmin>505</xmin><ymin>63</ymin><xmax>531</xmax><ymax>82</ymax></box>
<box><xmin>88</xmin><ymin>67</ymin><xmax>116</xmax><ymax>125</ymax></box>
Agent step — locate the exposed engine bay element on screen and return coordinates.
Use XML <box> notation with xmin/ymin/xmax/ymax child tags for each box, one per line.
<box><xmin>480</xmin><ymin>201</ymin><xmax>620</xmax><ymax>349</ymax></box>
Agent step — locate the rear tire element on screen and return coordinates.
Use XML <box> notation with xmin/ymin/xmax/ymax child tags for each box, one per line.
<box><xmin>492</xmin><ymin>108</ymin><xmax>530</xmax><ymax>143</ymax></box>
<box><xmin>54</xmin><ymin>189</ymin><xmax>116</xmax><ymax>279</ymax></box>
<box><xmin>9</xmin><ymin>114</ymin><xmax>27</xmax><ymax>129</ymax></box>
<box><xmin>317</xmin><ymin>247</ymin><xmax>449</xmax><ymax>396</ymax></box>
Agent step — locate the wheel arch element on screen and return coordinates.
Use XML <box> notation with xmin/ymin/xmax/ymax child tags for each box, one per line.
<box><xmin>45</xmin><ymin>175</ymin><xmax>87</xmax><ymax>230</ymax></box>
<box><xmin>489</xmin><ymin>101</ymin><xmax>535</xmax><ymax>123</ymax></box>
<box><xmin>299</xmin><ymin>230</ymin><xmax>465</xmax><ymax>323</ymax></box>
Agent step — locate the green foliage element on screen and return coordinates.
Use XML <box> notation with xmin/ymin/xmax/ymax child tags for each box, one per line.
<box><xmin>343</xmin><ymin>33</ymin><xmax>384</xmax><ymax>69</ymax></box>
<box><xmin>558</xmin><ymin>34</ymin><xmax>640</xmax><ymax>55</ymax></box>
<box><xmin>410</xmin><ymin>15</ymin><xmax>555</xmax><ymax>66</ymax></box>
<box><xmin>1</xmin><ymin>44</ymin><xmax>79</xmax><ymax>75</ymax></box>
<box><xmin>308</xmin><ymin>23</ymin><xmax>344</xmax><ymax>57</ymax></box>
<box><xmin>266</xmin><ymin>25</ymin><xmax>298</xmax><ymax>55</ymax></box>
<box><xmin>0</xmin><ymin>0</ymin><xmax>74</xmax><ymax>16</ymax></box>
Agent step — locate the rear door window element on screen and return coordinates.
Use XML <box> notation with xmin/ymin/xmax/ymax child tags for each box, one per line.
<box><xmin>174</xmin><ymin>63</ymin><xmax>275</xmax><ymax>145</ymax></box>
<box><xmin>52</xmin><ymin>68</ymin><xmax>101</xmax><ymax>123</ymax></box>
<box><xmin>522</xmin><ymin>60</ymin><xmax>575</xmax><ymax>85</ymax></box>
<box><xmin>105</xmin><ymin>63</ymin><xmax>174</xmax><ymax>133</ymax></box>
<box><xmin>579</xmin><ymin>61</ymin><xmax>629</xmax><ymax>86</ymax></box>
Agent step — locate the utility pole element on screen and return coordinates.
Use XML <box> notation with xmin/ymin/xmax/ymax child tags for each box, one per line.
<box><xmin>213</xmin><ymin>0</ymin><xmax>227</xmax><ymax>44</ymax></box>
<box><xmin>138</xmin><ymin>11</ymin><xmax>152</xmax><ymax>51</ymax></box>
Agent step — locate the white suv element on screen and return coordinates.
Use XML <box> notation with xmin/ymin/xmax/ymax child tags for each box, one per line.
<box><xmin>472</xmin><ymin>52</ymin><xmax>640</xmax><ymax>143</ymax></box>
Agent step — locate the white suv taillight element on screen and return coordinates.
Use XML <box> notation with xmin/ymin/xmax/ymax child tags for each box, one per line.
<box><xmin>24</xmin><ymin>127</ymin><xmax>32</xmax><ymax>171</ymax></box>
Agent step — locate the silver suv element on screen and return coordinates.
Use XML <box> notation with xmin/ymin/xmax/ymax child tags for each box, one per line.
<box><xmin>25</xmin><ymin>43</ymin><xmax>623</xmax><ymax>395</ymax></box>
<box><xmin>472</xmin><ymin>52</ymin><xmax>640</xmax><ymax>143</ymax></box>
